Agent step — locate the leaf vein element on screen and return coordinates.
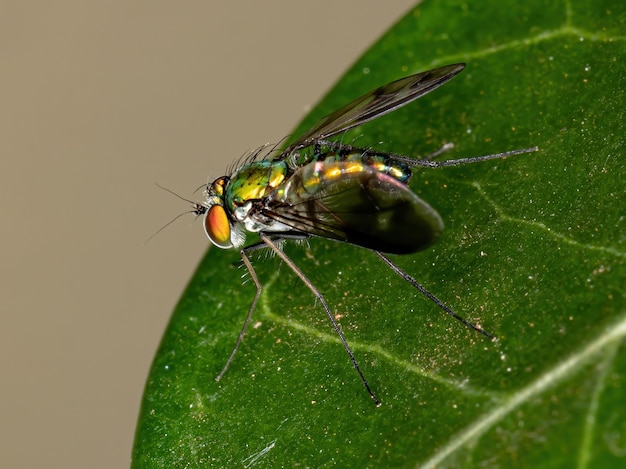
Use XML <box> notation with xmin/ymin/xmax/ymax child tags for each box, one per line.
<box><xmin>577</xmin><ymin>340</ymin><xmax>620</xmax><ymax>469</ymax></box>
<box><xmin>418</xmin><ymin>314</ymin><xmax>626</xmax><ymax>468</ymax></box>
<box><xmin>471</xmin><ymin>181</ymin><xmax>626</xmax><ymax>258</ymax></box>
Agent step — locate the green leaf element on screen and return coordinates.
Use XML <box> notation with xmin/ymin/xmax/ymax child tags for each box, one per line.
<box><xmin>133</xmin><ymin>2</ymin><xmax>626</xmax><ymax>467</ymax></box>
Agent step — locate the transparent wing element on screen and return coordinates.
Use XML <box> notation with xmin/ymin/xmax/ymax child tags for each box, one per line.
<box><xmin>281</xmin><ymin>63</ymin><xmax>465</xmax><ymax>156</ymax></box>
<box><xmin>262</xmin><ymin>162</ymin><xmax>444</xmax><ymax>254</ymax></box>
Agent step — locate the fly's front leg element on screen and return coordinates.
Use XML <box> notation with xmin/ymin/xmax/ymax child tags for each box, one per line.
<box><xmin>259</xmin><ymin>233</ymin><xmax>381</xmax><ymax>406</ymax></box>
<box><xmin>215</xmin><ymin>246</ymin><xmax>264</xmax><ymax>382</ymax></box>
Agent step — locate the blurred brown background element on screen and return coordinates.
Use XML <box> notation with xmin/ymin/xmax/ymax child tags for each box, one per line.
<box><xmin>0</xmin><ymin>1</ymin><xmax>416</xmax><ymax>467</ymax></box>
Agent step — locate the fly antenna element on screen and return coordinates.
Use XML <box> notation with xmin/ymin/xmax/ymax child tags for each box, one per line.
<box><xmin>156</xmin><ymin>182</ymin><xmax>200</xmax><ymax>205</ymax></box>
<box><xmin>145</xmin><ymin>210</ymin><xmax>201</xmax><ymax>244</ymax></box>
<box><xmin>146</xmin><ymin>183</ymin><xmax>207</xmax><ymax>244</ymax></box>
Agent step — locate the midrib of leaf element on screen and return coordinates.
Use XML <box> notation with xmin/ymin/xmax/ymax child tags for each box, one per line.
<box><xmin>419</xmin><ymin>314</ymin><xmax>626</xmax><ymax>468</ymax></box>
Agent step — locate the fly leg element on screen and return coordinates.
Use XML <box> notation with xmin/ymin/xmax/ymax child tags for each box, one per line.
<box><xmin>315</xmin><ymin>139</ymin><xmax>537</xmax><ymax>168</ymax></box>
<box><xmin>215</xmin><ymin>235</ymin><xmax>314</xmax><ymax>381</ymax></box>
<box><xmin>215</xmin><ymin>243</ymin><xmax>266</xmax><ymax>381</ymax></box>
<box><xmin>260</xmin><ymin>233</ymin><xmax>381</xmax><ymax>406</ymax></box>
<box><xmin>375</xmin><ymin>251</ymin><xmax>495</xmax><ymax>340</ymax></box>
<box><xmin>396</xmin><ymin>146</ymin><xmax>538</xmax><ymax>168</ymax></box>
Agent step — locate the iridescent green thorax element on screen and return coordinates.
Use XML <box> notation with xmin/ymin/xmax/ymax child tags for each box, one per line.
<box><xmin>224</xmin><ymin>160</ymin><xmax>288</xmax><ymax>211</ymax></box>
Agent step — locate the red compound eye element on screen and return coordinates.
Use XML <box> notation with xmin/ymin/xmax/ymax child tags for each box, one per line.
<box><xmin>204</xmin><ymin>205</ymin><xmax>232</xmax><ymax>249</ymax></box>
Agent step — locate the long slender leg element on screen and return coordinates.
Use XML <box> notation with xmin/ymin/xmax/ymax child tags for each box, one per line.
<box><xmin>375</xmin><ymin>251</ymin><xmax>495</xmax><ymax>340</ymax></box>
<box><xmin>215</xmin><ymin>247</ymin><xmax>264</xmax><ymax>381</ymax></box>
<box><xmin>399</xmin><ymin>146</ymin><xmax>539</xmax><ymax>168</ymax></box>
<box><xmin>215</xmin><ymin>237</ymin><xmax>310</xmax><ymax>381</ymax></box>
<box><xmin>260</xmin><ymin>233</ymin><xmax>381</xmax><ymax>406</ymax></box>
<box><xmin>316</xmin><ymin>139</ymin><xmax>537</xmax><ymax>168</ymax></box>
